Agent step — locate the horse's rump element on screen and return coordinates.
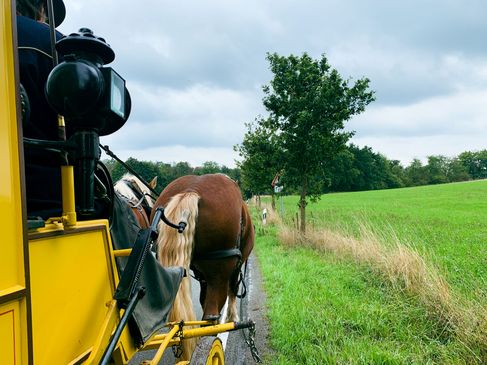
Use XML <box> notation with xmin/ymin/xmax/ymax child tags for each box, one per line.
<box><xmin>155</xmin><ymin>174</ymin><xmax>243</xmax><ymax>248</ymax></box>
<box><xmin>152</xmin><ymin>174</ymin><xmax>254</xmax><ymax>310</ymax></box>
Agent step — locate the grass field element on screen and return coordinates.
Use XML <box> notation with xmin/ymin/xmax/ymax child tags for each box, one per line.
<box><xmin>279</xmin><ymin>180</ymin><xmax>487</xmax><ymax>299</ymax></box>
<box><xmin>254</xmin><ymin>180</ymin><xmax>487</xmax><ymax>364</ymax></box>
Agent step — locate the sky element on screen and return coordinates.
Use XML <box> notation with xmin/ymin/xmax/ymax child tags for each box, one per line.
<box><xmin>58</xmin><ymin>0</ymin><xmax>487</xmax><ymax>168</ymax></box>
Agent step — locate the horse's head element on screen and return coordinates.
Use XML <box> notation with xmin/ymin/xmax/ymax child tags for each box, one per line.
<box><xmin>114</xmin><ymin>173</ymin><xmax>157</xmax><ymax>216</ymax></box>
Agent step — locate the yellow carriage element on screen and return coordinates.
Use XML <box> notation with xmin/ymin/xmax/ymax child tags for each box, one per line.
<box><xmin>0</xmin><ymin>1</ymin><xmax>257</xmax><ymax>364</ymax></box>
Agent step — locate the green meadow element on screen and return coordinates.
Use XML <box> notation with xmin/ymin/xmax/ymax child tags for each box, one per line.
<box><xmin>279</xmin><ymin>180</ymin><xmax>487</xmax><ymax>299</ymax></box>
<box><xmin>255</xmin><ymin>180</ymin><xmax>487</xmax><ymax>364</ymax></box>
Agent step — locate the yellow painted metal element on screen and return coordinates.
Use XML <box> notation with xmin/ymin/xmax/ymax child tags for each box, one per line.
<box><xmin>28</xmin><ymin>221</ymin><xmax>120</xmax><ymax>364</ymax></box>
<box><xmin>113</xmin><ymin>248</ymin><xmax>132</xmax><ymax>257</ymax></box>
<box><xmin>81</xmin><ymin>297</ymin><xmax>139</xmax><ymax>365</ymax></box>
<box><xmin>84</xmin><ymin>300</ymin><xmax>119</xmax><ymax>365</ymax></box>
<box><xmin>61</xmin><ymin>165</ymin><xmax>77</xmax><ymax>227</ymax></box>
<box><xmin>144</xmin><ymin>321</ymin><xmax>237</xmax><ymax>353</ymax></box>
<box><xmin>149</xmin><ymin>324</ymin><xmax>180</xmax><ymax>365</ymax></box>
<box><xmin>0</xmin><ymin>0</ymin><xmax>29</xmax><ymax>364</ymax></box>
<box><xmin>58</xmin><ymin>114</ymin><xmax>66</xmax><ymax>128</ymax></box>
<box><xmin>167</xmin><ymin>320</ymin><xmax>218</xmax><ymax>327</ymax></box>
<box><xmin>180</xmin><ymin>322</ymin><xmax>237</xmax><ymax>339</ymax></box>
<box><xmin>147</xmin><ymin>326</ymin><xmax>227</xmax><ymax>365</ymax></box>
<box><xmin>0</xmin><ymin>301</ymin><xmax>23</xmax><ymax>365</ymax></box>
<box><xmin>0</xmin><ymin>0</ymin><xmax>26</xmax><ymax>296</ymax></box>
<box><xmin>0</xmin><ymin>1</ymin><xmax>235</xmax><ymax>363</ymax></box>
<box><xmin>206</xmin><ymin>337</ymin><xmax>224</xmax><ymax>365</ymax></box>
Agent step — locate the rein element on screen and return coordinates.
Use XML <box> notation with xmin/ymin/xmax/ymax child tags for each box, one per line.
<box><xmin>131</xmin><ymin>194</ymin><xmax>147</xmax><ymax>209</ymax></box>
<box><xmin>101</xmin><ymin>144</ymin><xmax>159</xmax><ymax>200</ymax></box>
<box><xmin>118</xmin><ymin>179</ymin><xmax>152</xmax><ymax>220</ymax></box>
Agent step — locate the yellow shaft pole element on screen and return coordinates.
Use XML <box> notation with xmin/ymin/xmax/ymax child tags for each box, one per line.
<box><xmin>61</xmin><ymin>165</ymin><xmax>77</xmax><ymax>226</ymax></box>
<box><xmin>180</xmin><ymin>322</ymin><xmax>237</xmax><ymax>339</ymax></box>
<box><xmin>150</xmin><ymin>325</ymin><xmax>180</xmax><ymax>365</ymax></box>
<box><xmin>149</xmin><ymin>321</ymin><xmax>237</xmax><ymax>345</ymax></box>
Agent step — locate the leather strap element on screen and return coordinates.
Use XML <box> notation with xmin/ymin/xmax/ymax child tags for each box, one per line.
<box><xmin>192</xmin><ymin>248</ymin><xmax>242</xmax><ymax>261</ymax></box>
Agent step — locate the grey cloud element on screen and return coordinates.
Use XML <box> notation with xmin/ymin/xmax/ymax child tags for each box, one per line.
<box><xmin>62</xmin><ymin>0</ymin><xmax>487</xmax><ymax>105</ymax></box>
<box><xmin>59</xmin><ymin>0</ymin><xmax>487</xmax><ymax>166</ymax></box>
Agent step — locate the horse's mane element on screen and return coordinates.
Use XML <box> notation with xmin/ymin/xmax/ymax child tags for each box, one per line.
<box><xmin>114</xmin><ymin>173</ymin><xmax>154</xmax><ymax>208</ymax></box>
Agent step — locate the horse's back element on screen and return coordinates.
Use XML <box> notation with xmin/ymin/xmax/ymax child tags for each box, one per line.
<box><xmin>157</xmin><ymin>173</ymin><xmax>237</xmax><ymax>198</ymax></box>
<box><xmin>153</xmin><ymin>174</ymin><xmax>243</xmax><ymax>251</ymax></box>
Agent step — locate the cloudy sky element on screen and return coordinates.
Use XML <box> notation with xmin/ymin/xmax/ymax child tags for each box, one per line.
<box><xmin>58</xmin><ymin>0</ymin><xmax>487</xmax><ymax>168</ymax></box>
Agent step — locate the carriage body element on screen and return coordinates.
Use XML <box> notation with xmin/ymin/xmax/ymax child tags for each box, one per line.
<box><xmin>0</xmin><ymin>3</ymin><xmax>137</xmax><ymax>363</ymax></box>
<box><xmin>0</xmin><ymin>2</ymin><xmax>252</xmax><ymax>364</ymax></box>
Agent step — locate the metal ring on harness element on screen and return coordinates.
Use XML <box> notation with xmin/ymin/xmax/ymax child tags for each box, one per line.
<box><xmin>159</xmin><ymin>206</ymin><xmax>187</xmax><ymax>233</ymax></box>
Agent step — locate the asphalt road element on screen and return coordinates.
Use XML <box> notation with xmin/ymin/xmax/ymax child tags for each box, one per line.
<box><xmin>224</xmin><ymin>253</ymin><xmax>269</xmax><ymax>364</ymax></box>
<box><xmin>129</xmin><ymin>252</ymin><xmax>268</xmax><ymax>364</ymax></box>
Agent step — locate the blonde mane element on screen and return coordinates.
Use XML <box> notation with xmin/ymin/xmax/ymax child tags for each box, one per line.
<box><xmin>114</xmin><ymin>173</ymin><xmax>154</xmax><ymax>208</ymax></box>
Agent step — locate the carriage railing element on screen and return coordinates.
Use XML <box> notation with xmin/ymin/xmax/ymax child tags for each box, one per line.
<box><xmin>140</xmin><ymin>320</ymin><xmax>255</xmax><ymax>365</ymax></box>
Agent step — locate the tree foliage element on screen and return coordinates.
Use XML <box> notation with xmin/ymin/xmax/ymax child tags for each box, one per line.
<box><xmin>103</xmin><ymin>158</ymin><xmax>240</xmax><ymax>193</ymax></box>
<box><xmin>458</xmin><ymin>150</ymin><xmax>487</xmax><ymax>180</ymax></box>
<box><xmin>261</xmin><ymin>52</ymin><xmax>375</xmax><ymax>232</ymax></box>
<box><xmin>103</xmin><ymin>147</ymin><xmax>485</xmax><ymax>205</ymax></box>
<box><xmin>234</xmin><ymin>118</ymin><xmax>283</xmax><ymax>199</ymax></box>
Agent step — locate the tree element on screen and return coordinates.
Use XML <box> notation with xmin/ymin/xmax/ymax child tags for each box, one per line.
<box><xmin>155</xmin><ymin>162</ymin><xmax>173</xmax><ymax>190</ymax></box>
<box><xmin>326</xmin><ymin>147</ymin><xmax>359</xmax><ymax>192</ymax></box>
<box><xmin>107</xmin><ymin>157</ymin><xmax>159</xmax><ymax>185</ymax></box>
<box><xmin>105</xmin><ymin>157</ymin><xmax>170</xmax><ymax>193</ymax></box>
<box><xmin>427</xmin><ymin>155</ymin><xmax>449</xmax><ymax>184</ymax></box>
<box><xmin>170</xmin><ymin>161</ymin><xmax>193</xmax><ymax>181</ymax></box>
<box><xmin>446</xmin><ymin>157</ymin><xmax>470</xmax><ymax>182</ymax></box>
<box><xmin>220</xmin><ymin>165</ymin><xmax>241</xmax><ymax>185</ymax></box>
<box><xmin>262</xmin><ymin>53</ymin><xmax>375</xmax><ymax>232</ymax></box>
<box><xmin>327</xmin><ymin>144</ymin><xmax>405</xmax><ymax>192</ymax></box>
<box><xmin>234</xmin><ymin>119</ymin><xmax>283</xmax><ymax>202</ymax></box>
<box><xmin>348</xmin><ymin>145</ymin><xmax>384</xmax><ymax>191</ymax></box>
<box><xmin>194</xmin><ymin>161</ymin><xmax>221</xmax><ymax>175</ymax></box>
<box><xmin>404</xmin><ymin>159</ymin><xmax>429</xmax><ymax>186</ymax></box>
<box><xmin>386</xmin><ymin>159</ymin><xmax>406</xmax><ymax>188</ymax></box>
<box><xmin>458</xmin><ymin>150</ymin><xmax>487</xmax><ymax>180</ymax></box>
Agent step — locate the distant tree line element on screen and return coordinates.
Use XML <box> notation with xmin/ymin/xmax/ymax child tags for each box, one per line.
<box><xmin>102</xmin><ymin>148</ymin><xmax>487</xmax><ymax>198</ymax></box>
<box><xmin>237</xmin><ymin>145</ymin><xmax>487</xmax><ymax>198</ymax></box>
<box><xmin>103</xmin><ymin>158</ymin><xmax>240</xmax><ymax>194</ymax></box>
<box><xmin>324</xmin><ymin>145</ymin><xmax>486</xmax><ymax>192</ymax></box>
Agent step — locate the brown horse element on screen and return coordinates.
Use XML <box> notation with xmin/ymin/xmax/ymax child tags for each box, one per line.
<box><xmin>151</xmin><ymin>173</ymin><xmax>254</xmax><ymax>326</ymax></box>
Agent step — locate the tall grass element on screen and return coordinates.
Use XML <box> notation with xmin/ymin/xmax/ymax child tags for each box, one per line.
<box><xmin>281</xmin><ymin>180</ymin><xmax>487</xmax><ymax>300</ymax></box>
<box><xmin>256</xmin><ymin>185</ymin><xmax>487</xmax><ymax>363</ymax></box>
<box><xmin>276</xmin><ymin>218</ymin><xmax>487</xmax><ymax>361</ymax></box>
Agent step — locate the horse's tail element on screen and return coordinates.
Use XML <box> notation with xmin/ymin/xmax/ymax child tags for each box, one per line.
<box><xmin>156</xmin><ymin>192</ymin><xmax>199</xmax><ymax>359</ymax></box>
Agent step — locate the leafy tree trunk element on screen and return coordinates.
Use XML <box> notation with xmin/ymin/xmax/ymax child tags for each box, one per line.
<box><xmin>299</xmin><ymin>177</ymin><xmax>307</xmax><ymax>233</ymax></box>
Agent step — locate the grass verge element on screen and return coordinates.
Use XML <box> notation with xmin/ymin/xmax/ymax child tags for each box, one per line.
<box><xmin>254</xmin><ymin>204</ymin><xmax>486</xmax><ymax>364</ymax></box>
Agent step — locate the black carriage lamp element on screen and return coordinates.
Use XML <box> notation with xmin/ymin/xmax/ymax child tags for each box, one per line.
<box><xmin>45</xmin><ymin>28</ymin><xmax>131</xmax><ymax>215</ymax></box>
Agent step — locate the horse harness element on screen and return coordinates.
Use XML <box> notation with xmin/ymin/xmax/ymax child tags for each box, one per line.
<box><xmin>120</xmin><ymin>179</ymin><xmax>152</xmax><ymax>228</ymax></box>
<box><xmin>190</xmin><ymin>214</ymin><xmax>247</xmax><ymax>298</ymax></box>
